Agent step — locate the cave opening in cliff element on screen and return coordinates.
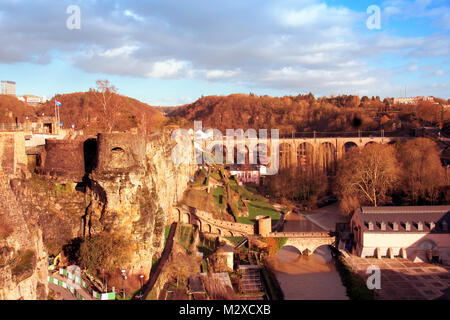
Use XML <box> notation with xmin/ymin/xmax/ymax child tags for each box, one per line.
<box><xmin>83</xmin><ymin>138</ymin><xmax>98</xmax><ymax>174</ymax></box>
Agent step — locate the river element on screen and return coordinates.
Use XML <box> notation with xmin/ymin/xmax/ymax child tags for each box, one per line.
<box><xmin>266</xmin><ymin>211</ymin><xmax>348</xmax><ymax>300</ymax></box>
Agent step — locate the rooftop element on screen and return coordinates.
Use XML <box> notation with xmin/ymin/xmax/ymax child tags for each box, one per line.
<box><xmin>356</xmin><ymin>206</ymin><xmax>450</xmax><ymax>233</ymax></box>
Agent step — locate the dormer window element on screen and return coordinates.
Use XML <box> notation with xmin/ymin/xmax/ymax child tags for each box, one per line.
<box><xmin>380</xmin><ymin>222</ymin><xmax>386</xmax><ymax>231</ymax></box>
<box><xmin>392</xmin><ymin>222</ymin><xmax>399</xmax><ymax>231</ymax></box>
<box><xmin>442</xmin><ymin>221</ymin><xmax>448</xmax><ymax>232</ymax></box>
<box><xmin>405</xmin><ymin>222</ymin><xmax>411</xmax><ymax>231</ymax></box>
<box><xmin>417</xmin><ymin>221</ymin><xmax>423</xmax><ymax>231</ymax></box>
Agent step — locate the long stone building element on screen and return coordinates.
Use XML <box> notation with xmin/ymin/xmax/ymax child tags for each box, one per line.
<box><xmin>350</xmin><ymin>206</ymin><xmax>450</xmax><ymax>263</ymax></box>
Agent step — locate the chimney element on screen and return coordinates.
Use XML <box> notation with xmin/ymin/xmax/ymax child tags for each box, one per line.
<box><xmin>380</xmin><ymin>222</ymin><xmax>386</xmax><ymax>231</ymax></box>
<box><xmin>392</xmin><ymin>222</ymin><xmax>399</xmax><ymax>231</ymax></box>
<box><xmin>368</xmin><ymin>221</ymin><xmax>374</xmax><ymax>231</ymax></box>
<box><xmin>405</xmin><ymin>222</ymin><xmax>411</xmax><ymax>231</ymax></box>
<box><xmin>417</xmin><ymin>221</ymin><xmax>423</xmax><ymax>231</ymax></box>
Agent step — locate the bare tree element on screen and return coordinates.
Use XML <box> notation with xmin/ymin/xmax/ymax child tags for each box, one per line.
<box><xmin>92</xmin><ymin>80</ymin><xmax>121</xmax><ymax>133</ymax></box>
<box><xmin>336</xmin><ymin>144</ymin><xmax>400</xmax><ymax>207</ymax></box>
<box><xmin>397</xmin><ymin>138</ymin><xmax>445</xmax><ymax>204</ymax></box>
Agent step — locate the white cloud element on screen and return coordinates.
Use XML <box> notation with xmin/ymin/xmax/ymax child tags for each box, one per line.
<box><xmin>147</xmin><ymin>60</ymin><xmax>188</xmax><ymax>78</ymax></box>
<box><xmin>0</xmin><ymin>0</ymin><xmax>448</xmax><ymax>98</ymax></box>
<box><xmin>124</xmin><ymin>10</ymin><xmax>144</xmax><ymax>22</ymax></box>
<box><xmin>99</xmin><ymin>45</ymin><xmax>138</xmax><ymax>58</ymax></box>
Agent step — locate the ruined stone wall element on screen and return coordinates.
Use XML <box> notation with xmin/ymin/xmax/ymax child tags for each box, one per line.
<box><xmin>43</xmin><ymin>139</ymin><xmax>84</xmax><ymax>180</ymax></box>
<box><xmin>0</xmin><ymin>132</ymin><xmax>28</xmax><ymax>177</ymax></box>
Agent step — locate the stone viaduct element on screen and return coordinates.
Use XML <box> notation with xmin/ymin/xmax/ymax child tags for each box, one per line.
<box><xmin>199</xmin><ymin>132</ymin><xmax>404</xmax><ymax>171</ymax></box>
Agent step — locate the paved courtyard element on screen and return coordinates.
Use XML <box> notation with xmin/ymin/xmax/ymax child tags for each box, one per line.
<box><xmin>345</xmin><ymin>256</ymin><xmax>450</xmax><ymax>300</ymax></box>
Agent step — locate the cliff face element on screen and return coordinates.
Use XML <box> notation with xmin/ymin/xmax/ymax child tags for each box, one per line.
<box><xmin>1</xmin><ymin>130</ymin><xmax>195</xmax><ymax>300</ymax></box>
<box><xmin>0</xmin><ymin>167</ymin><xmax>48</xmax><ymax>300</ymax></box>
<box><xmin>86</xmin><ymin>131</ymin><xmax>196</xmax><ymax>273</ymax></box>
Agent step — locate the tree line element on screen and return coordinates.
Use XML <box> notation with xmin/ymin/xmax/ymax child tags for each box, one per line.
<box><xmin>264</xmin><ymin>138</ymin><xmax>448</xmax><ymax>214</ymax></box>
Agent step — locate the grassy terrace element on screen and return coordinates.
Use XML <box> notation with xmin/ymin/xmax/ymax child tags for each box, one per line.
<box><xmin>238</xmin><ymin>200</ymin><xmax>280</xmax><ymax>225</ymax></box>
<box><xmin>186</xmin><ymin>166</ymin><xmax>281</xmax><ymax>225</ymax></box>
<box><xmin>212</xmin><ymin>187</ymin><xmax>225</xmax><ymax>211</ymax></box>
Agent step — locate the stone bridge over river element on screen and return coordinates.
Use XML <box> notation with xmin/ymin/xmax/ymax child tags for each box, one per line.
<box><xmin>175</xmin><ymin>206</ymin><xmax>335</xmax><ymax>255</ymax></box>
<box><xmin>269</xmin><ymin>232</ymin><xmax>336</xmax><ymax>256</ymax></box>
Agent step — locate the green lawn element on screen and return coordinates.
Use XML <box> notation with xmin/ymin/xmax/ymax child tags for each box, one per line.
<box><xmin>212</xmin><ymin>187</ymin><xmax>225</xmax><ymax>210</ymax></box>
<box><xmin>237</xmin><ymin>200</ymin><xmax>280</xmax><ymax>225</ymax></box>
<box><xmin>179</xmin><ymin>225</ymin><xmax>193</xmax><ymax>249</ymax></box>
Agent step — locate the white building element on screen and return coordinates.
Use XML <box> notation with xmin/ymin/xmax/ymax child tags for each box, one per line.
<box><xmin>1</xmin><ymin>80</ymin><xmax>16</xmax><ymax>96</ymax></box>
<box><xmin>351</xmin><ymin>206</ymin><xmax>450</xmax><ymax>263</ymax></box>
<box><xmin>18</xmin><ymin>95</ymin><xmax>43</xmax><ymax>106</ymax></box>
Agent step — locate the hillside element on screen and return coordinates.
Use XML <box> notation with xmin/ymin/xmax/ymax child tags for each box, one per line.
<box><xmin>0</xmin><ymin>95</ymin><xmax>37</xmax><ymax>123</ymax></box>
<box><xmin>168</xmin><ymin>94</ymin><xmax>449</xmax><ymax>135</ymax></box>
<box><xmin>39</xmin><ymin>92</ymin><xmax>167</xmax><ymax>133</ymax></box>
<box><xmin>168</xmin><ymin>94</ymin><xmax>383</xmax><ymax>135</ymax></box>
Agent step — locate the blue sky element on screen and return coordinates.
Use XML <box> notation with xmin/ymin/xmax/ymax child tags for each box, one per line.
<box><xmin>0</xmin><ymin>0</ymin><xmax>448</xmax><ymax>106</ymax></box>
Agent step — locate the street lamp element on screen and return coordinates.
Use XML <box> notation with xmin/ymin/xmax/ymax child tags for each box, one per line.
<box><xmin>121</xmin><ymin>269</ymin><xmax>127</xmax><ymax>299</ymax></box>
<box><xmin>139</xmin><ymin>275</ymin><xmax>145</xmax><ymax>299</ymax></box>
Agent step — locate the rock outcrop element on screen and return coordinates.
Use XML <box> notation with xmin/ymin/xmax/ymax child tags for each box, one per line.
<box><xmin>0</xmin><ymin>166</ymin><xmax>48</xmax><ymax>300</ymax></box>
<box><xmin>86</xmin><ymin>131</ymin><xmax>196</xmax><ymax>274</ymax></box>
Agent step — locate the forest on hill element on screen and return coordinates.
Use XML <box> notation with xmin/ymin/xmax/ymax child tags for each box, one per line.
<box><xmin>39</xmin><ymin>91</ymin><xmax>166</xmax><ymax>134</ymax></box>
<box><xmin>0</xmin><ymin>80</ymin><xmax>167</xmax><ymax>133</ymax></box>
<box><xmin>168</xmin><ymin>93</ymin><xmax>449</xmax><ymax>135</ymax></box>
<box><xmin>0</xmin><ymin>94</ymin><xmax>36</xmax><ymax>123</ymax></box>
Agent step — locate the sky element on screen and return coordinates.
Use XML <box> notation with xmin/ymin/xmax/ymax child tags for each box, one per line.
<box><xmin>0</xmin><ymin>0</ymin><xmax>448</xmax><ymax>106</ymax></box>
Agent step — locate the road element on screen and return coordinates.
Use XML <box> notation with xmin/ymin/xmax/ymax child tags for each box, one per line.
<box><xmin>300</xmin><ymin>203</ymin><xmax>348</xmax><ymax>232</ymax></box>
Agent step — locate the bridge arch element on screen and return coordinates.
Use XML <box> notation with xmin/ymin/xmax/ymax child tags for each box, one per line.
<box><xmin>297</xmin><ymin>142</ymin><xmax>314</xmax><ymax>167</ymax></box>
<box><xmin>223</xmin><ymin>230</ymin><xmax>234</xmax><ymax>237</ymax></box>
<box><xmin>203</xmin><ymin>224</ymin><xmax>212</xmax><ymax>233</ymax></box>
<box><xmin>233</xmin><ymin>144</ymin><xmax>249</xmax><ymax>165</ymax></box>
<box><xmin>319</xmin><ymin>142</ymin><xmax>336</xmax><ymax>172</ymax></box>
<box><xmin>343</xmin><ymin>141</ymin><xmax>358</xmax><ymax>154</ymax></box>
<box><xmin>364</xmin><ymin>141</ymin><xmax>377</xmax><ymax>147</ymax></box>
<box><xmin>180</xmin><ymin>211</ymin><xmax>190</xmax><ymax>224</ymax></box>
<box><xmin>277</xmin><ymin>245</ymin><xmax>303</xmax><ymax>259</ymax></box>
<box><xmin>279</xmin><ymin>143</ymin><xmax>292</xmax><ymax>169</ymax></box>
<box><xmin>253</xmin><ymin>143</ymin><xmax>269</xmax><ymax>165</ymax></box>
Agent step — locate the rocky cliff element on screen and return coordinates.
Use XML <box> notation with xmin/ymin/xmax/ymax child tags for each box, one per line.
<box><xmin>1</xmin><ymin>129</ymin><xmax>195</xmax><ymax>299</ymax></box>
<box><xmin>86</xmin><ymin>131</ymin><xmax>196</xmax><ymax>273</ymax></box>
<box><xmin>0</xmin><ymin>166</ymin><xmax>48</xmax><ymax>300</ymax></box>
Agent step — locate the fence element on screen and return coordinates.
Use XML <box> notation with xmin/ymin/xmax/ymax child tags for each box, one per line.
<box><xmin>48</xmin><ymin>275</ymin><xmax>86</xmax><ymax>300</ymax></box>
<box><xmin>0</xmin><ymin>123</ymin><xmax>33</xmax><ymax>132</ymax></box>
<box><xmin>55</xmin><ymin>268</ymin><xmax>116</xmax><ymax>300</ymax></box>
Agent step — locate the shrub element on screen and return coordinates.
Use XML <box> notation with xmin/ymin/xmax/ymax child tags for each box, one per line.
<box><xmin>12</xmin><ymin>250</ymin><xmax>36</xmax><ymax>280</ymax></box>
<box><xmin>79</xmin><ymin>232</ymin><xmax>133</xmax><ymax>273</ymax></box>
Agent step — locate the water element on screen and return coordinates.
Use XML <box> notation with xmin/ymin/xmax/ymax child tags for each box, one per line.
<box><xmin>267</xmin><ymin>245</ymin><xmax>348</xmax><ymax>300</ymax></box>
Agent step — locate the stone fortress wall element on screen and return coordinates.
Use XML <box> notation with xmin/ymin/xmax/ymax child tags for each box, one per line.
<box><xmin>43</xmin><ymin>139</ymin><xmax>85</xmax><ymax>179</ymax></box>
<box><xmin>0</xmin><ymin>132</ymin><xmax>28</xmax><ymax>177</ymax></box>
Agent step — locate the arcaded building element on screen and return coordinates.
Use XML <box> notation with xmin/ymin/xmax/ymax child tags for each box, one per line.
<box><xmin>350</xmin><ymin>206</ymin><xmax>450</xmax><ymax>262</ymax></box>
